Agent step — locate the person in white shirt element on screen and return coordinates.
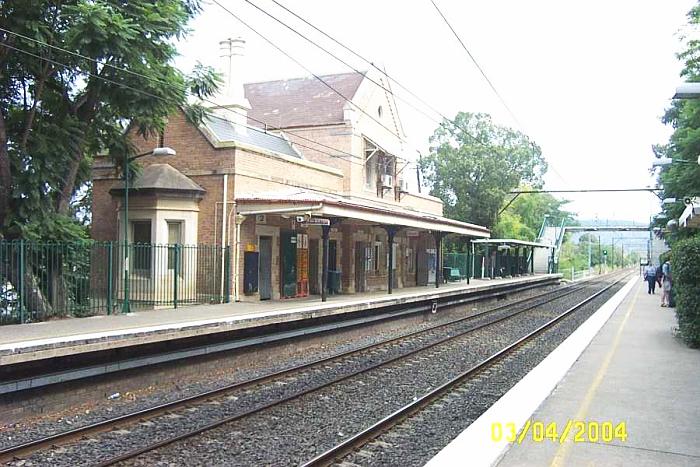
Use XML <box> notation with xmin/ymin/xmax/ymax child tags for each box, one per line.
<box><xmin>644</xmin><ymin>264</ymin><xmax>657</xmax><ymax>294</ymax></box>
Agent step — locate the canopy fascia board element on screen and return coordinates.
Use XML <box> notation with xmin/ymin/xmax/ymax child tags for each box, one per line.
<box><xmin>236</xmin><ymin>201</ymin><xmax>489</xmax><ymax>238</ymax></box>
<box><xmin>319</xmin><ymin>204</ymin><xmax>489</xmax><ymax>237</ymax></box>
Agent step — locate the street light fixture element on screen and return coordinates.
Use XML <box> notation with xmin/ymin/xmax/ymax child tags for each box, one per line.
<box><xmin>651</xmin><ymin>156</ymin><xmax>700</xmax><ymax>167</ymax></box>
<box><xmin>673</xmin><ymin>82</ymin><xmax>700</xmax><ymax>99</ymax></box>
<box><xmin>122</xmin><ymin>146</ymin><xmax>176</xmax><ymax>313</ymax></box>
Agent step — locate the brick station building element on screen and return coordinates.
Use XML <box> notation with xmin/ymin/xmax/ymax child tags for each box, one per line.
<box><xmin>91</xmin><ymin>38</ymin><xmax>490</xmax><ymax>303</ymax></box>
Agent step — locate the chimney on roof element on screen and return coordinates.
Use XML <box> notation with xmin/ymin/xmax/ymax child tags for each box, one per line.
<box><xmin>212</xmin><ymin>37</ymin><xmax>251</xmax><ymax>132</ymax></box>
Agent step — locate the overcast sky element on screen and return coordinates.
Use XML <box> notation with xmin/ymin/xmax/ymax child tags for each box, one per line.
<box><xmin>176</xmin><ymin>0</ymin><xmax>697</xmax><ymax>225</ymax></box>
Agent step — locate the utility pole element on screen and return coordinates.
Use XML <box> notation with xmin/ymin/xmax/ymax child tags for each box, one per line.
<box><xmin>598</xmin><ymin>235</ymin><xmax>602</xmax><ymax>275</ymax></box>
<box><xmin>588</xmin><ymin>238</ymin><xmax>592</xmax><ymax>271</ymax></box>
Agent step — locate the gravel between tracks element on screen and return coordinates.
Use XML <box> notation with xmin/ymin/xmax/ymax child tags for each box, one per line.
<box><xmin>1</xmin><ymin>283</ymin><xmax>560</xmax><ymax>454</ymax></box>
<box><xmin>341</xmin><ymin>280</ymin><xmax>626</xmax><ymax>466</ymax></box>
<box><xmin>119</xmin><ymin>282</ymin><xmax>609</xmax><ymax>466</ymax></box>
<box><xmin>5</xmin><ymin>280</ymin><xmax>617</xmax><ymax>466</ymax></box>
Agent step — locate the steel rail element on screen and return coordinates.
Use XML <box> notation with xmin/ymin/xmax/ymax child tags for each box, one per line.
<box><xmin>0</xmin><ymin>276</ymin><xmax>608</xmax><ymax>464</ymax></box>
<box><xmin>89</xmin><ymin>276</ymin><xmax>618</xmax><ymax>466</ymax></box>
<box><xmin>2</xmin><ymin>277</ymin><xmax>562</xmax><ymax>396</ymax></box>
<box><xmin>301</xmin><ymin>273</ymin><xmax>631</xmax><ymax>466</ymax></box>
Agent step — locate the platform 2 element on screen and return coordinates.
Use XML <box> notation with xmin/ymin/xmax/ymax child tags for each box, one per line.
<box><xmin>0</xmin><ymin>274</ymin><xmax>561</xmax><ymax>367</ymax></box>
<box><xmin>428</xmin><ymin>276</ymin><xmax>700</xmax><ymax>467</ymax></box>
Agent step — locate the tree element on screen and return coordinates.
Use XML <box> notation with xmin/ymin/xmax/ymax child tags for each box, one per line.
<box><xmin>421</xmin><ymin>112</ymin><xmax>547</xmax><ymax>229</ymax></box>
<box><xmin>656</xmin><ymin>3</ymin><xmax>700</xmax><ymax>348</ymax></box>
<box><xmin>655</xmin><ymin>3</ymin><xmax>700</xmax><ymax>244</ymax></box>
<box><xmin>494</xmin><ymin>189</ymin><xmax>573</xmax><ymax>240</ymax></box>
<box><xmin>0</xmin><ymin>0</ymin><xmax>218</xmax><ymax>241</ymax></box>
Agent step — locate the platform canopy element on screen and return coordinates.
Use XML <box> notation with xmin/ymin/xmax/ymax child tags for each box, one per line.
<box><xmin>235</xmin><ymin>189</ymin><xmax>490</xmax><ymax>238</ymax></box>
<box><xmin>471</xmin><ymin>238</ymin><xmax>553</xmax><ymax>248</ymax></box>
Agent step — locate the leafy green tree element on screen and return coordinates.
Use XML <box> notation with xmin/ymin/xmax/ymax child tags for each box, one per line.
<box><xmin>655</xmin><ymin>3</ymin><xmax>700</xmax><ymax>244</ymax></box>
<box><xmin>421</xmin><ymin>112</ymin><xmax>547</xmax><ymax>229</ymax></box>
<box><xmin>0</xmin><ymin>0</ymin><xmax>218</xmax><ymax>240</ymax></box>
<box><xmin>492</xmin><ymin>211</ymin><xmax>534</xmax><ymax>239</ymax></box>
<box><xmin>494</xmin><ymin>189</ymin><xmax>573</xmax><ymax>240</ymax></box>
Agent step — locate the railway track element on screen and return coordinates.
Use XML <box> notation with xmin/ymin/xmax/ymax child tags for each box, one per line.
<box><xmin>1</xmin><ymin>273</ymin><xmax>623</xmax><ymax>465</ymax></box>
<box><xmin>302</xmin><ymin>274</ymin><xmax>629</xmax><ymax>466</ymax></box>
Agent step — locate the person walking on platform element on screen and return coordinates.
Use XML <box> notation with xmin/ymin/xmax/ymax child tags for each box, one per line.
<box><xmin>661</xmin><ymin>260</ymin><xmax>672</xmax><ymax>307</ymax></box>
<box><xmin>644</xmin><ymin>263</ymin><xmax>657</xmax><ymax>294</ymax></box>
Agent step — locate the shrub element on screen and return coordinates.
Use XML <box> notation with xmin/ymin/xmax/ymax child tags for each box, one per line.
<box><xmin>670</xmin><ymin>237</ymin><xmax>700</xmax><ymax>347</ymax></box>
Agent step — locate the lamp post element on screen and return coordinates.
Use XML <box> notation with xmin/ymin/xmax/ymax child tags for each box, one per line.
<box><xmin>122</xmin><ymin>147</ymin><xmax>176</xmax><ymax>313</ymax></box>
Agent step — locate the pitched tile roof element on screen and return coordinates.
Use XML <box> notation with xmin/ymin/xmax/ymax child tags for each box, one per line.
<box><xmin>203</xmin><ymin>115</ymin><xmax>301</xmax><ymax>159</ymax></box>
<box><xmin>245</xmin><ymin>71</ymin><xmax>365</xmax><ymax>129</ymax></box>
<box><xmin>110</xmin><ymin>164</ymin><xmax>205</xmax><ymax>194</ymax></box>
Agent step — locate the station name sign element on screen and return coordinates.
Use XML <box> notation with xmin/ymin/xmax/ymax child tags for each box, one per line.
<box><xmin>299</xmin><ymin>217</ymin><xmax>331</xmax><ymax>227</ymax></box>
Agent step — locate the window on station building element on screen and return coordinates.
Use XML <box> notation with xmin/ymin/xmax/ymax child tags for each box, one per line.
<box><xmin>373</xmin><ymin>235</ymin><xmax>382</xmax><ymax>272</ymax></box>
<box><xmin>364</xmin><ymin>138</ymin><xmax>379</xmax><ymax>189</ymax></box>
<box><xmin>131</xmin><ymin>220</ymin><xmax>152</xmax><ymax>275</ymax></box>
<box><xmin>364</xmin><ymin>137</ymin><xmax>395</xmax><ymax>197</ymax></box>
<box><xmin>406</xmin><ymin>247</ymin><xmax>415</xmax><ymax>274</ymax></box>
<box><xmin>167</xmin><ymin>221</ymin><xmax>183</xmax><ymax>272</ymax></box>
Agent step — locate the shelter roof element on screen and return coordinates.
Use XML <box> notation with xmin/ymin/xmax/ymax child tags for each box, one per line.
<box><xmin>471</xmin><ymin>238</ymin><xmax>553</xmax><ymax>248</ymax></box>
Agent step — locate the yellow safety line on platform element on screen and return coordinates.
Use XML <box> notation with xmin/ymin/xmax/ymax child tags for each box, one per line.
<box><xmin>549</xmin><ymin>281</ymin><xmax>641</xmax><ymax>467</ymax></box>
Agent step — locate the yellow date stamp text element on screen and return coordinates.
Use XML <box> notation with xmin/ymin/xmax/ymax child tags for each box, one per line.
<box><xmin>491</xmin><ymin>420</ymin><xmax>627</xmax><ymax>444</ymax></box>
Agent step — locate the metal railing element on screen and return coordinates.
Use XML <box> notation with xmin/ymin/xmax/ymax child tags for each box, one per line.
<box><xmin>570</xmin><ymin>268</ymin><xmax>594</xmax><ymax>281</ymax></box>
<box><xmin>0</xmin><ymin>240</ymin><xmax>230</xmax><ymax>325</ymax></box>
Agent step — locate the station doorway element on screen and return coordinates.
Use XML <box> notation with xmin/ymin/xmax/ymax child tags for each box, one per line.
<box><xmin>259</xmin><ymin>236</ymin><xmax>272</xmax><ymax>300</ymax></box>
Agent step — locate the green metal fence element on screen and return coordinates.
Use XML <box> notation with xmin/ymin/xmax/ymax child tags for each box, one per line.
<box><xmin>443</xmin><ymin>253</ymin><xmax>470</xmax><ymax>279</ymax></box>
<box><xmin>0</xmin><ymin>240</ymin><xmax>231</xmax><ymax>325</ymax></box>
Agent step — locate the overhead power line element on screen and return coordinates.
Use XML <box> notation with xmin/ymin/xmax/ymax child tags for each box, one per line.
<box><xmin>428</xmin><ymin>0</ymin><xmax>522</xmax><ymax>129</ymax></box>
<box><xmin>245</xmin><ymin>0</ymin><xmax>440</xmax><ymax>125</ymax></box>
<box><xmin>211</xmin><ymin>0</ymin><xmax>415</xmax><ymax>154</ymax></box>
<box><xmin>0</xmin><ymin>28</ymin><xmax>370</xmax><ymax>167</ymax></box>
<box><xmin>252</xmin><ymin>0</ymin><xmax>495</xmax><ymax>151</ymax></box>
<box><xmin>428</xmin><ymin>0</ymin><xmax>570</xmax><ymax>186</ymax></box>
<box><xmin>251</xmin><ymin>0</ymin><xmax>568</xmax><ymax>191</ymax></box>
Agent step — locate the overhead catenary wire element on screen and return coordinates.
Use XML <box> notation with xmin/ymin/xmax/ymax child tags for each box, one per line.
<box><xmin>210</xmin><ymin>0</ymin><xmax>420</xmax><ymax>156</ymax></box>
<box><xmin>428</xmin><ymin>0</ymin><xmax>570</xmax><ymax>185</ymax></box>
<box><xmin>243</xmin><ymin>0</ymin><xmax>442</xmax><ymax>126</ymax></box>
<box><xmin>428</xmin><ymin>0</ymin><xmax>522</xmax><ymax>129</ymax></box>
<box><xmin>245</xmin><ymin>0</ymin><xmax>567</xmax><ymax>191</ymax></box>
<box><xmin>269</xmin><ymin>0</ymin><xmax>453</xmax><ymax>122</ymax></box>
<box><xmin>266</xmin><ymin>0</ymin><xmax>493</xmax><ymax>150</ymax></box>
<box><xmin>244</xmin><ymin>0</ymin><xmax>497</xmax><ymax>152</ymax></box>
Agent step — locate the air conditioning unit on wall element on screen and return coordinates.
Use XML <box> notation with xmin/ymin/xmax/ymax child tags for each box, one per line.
<box><xmin>397</xmin><ymin>178</ymin><xmax>409</xmax><ymax>192</ymax></box>
<box><xmin>381</xmin><ymin>174</ymin><xmax>394</xmax><ymax>187</ymax></box>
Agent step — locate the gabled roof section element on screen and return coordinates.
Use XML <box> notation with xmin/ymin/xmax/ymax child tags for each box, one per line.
<box><xmin>110</xmin><ymin>164</ymin><xmax>205</xmax><ymax>194</ymax></box>
<box><xmin>245</xmin><ymin>71</ymin><xmax>365</xmax><ymax>129</ymax></box>
<box><xmin>203</xmin><ymin>115</ymin><xmax>301</xmax><ymax>159</ymax></box>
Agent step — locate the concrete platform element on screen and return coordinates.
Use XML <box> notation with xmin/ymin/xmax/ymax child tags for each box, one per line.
<box><xmin>0</xmin><ymin>274</ymin><xmax>560</xmax><ymax>366</ymax></box>
<box><xmin>428</xmin><ymin>276</ymin><xmax>700</xmax><ymax>466</ymax></box>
